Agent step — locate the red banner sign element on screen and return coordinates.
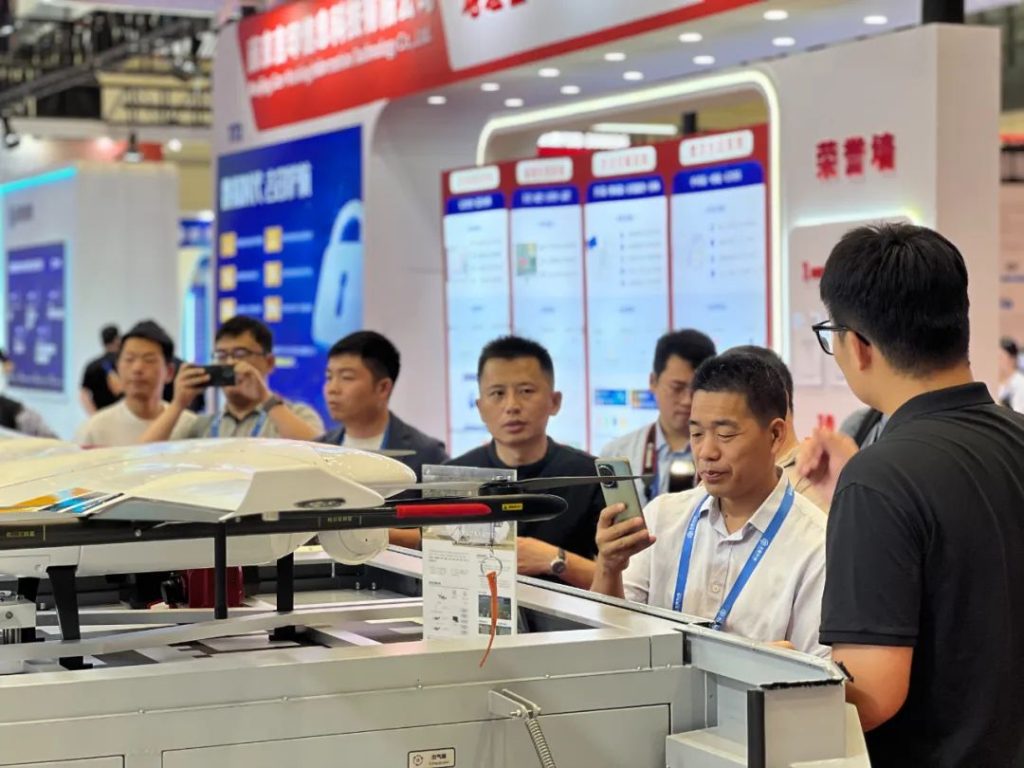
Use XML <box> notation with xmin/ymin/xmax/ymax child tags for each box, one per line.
<box><xmin>237</xmin><ymin>0</ymin><xmax>757</xmax><ymax>130</ymax></box>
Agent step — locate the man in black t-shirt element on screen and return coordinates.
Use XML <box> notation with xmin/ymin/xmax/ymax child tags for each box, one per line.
<box><xmin>80</xmin><ymin>324</ymin><xmax>122</xmax><ymax>414</ymax></box>
<box><xmin>447</xmin><ymin>336</ymin><xmax>602</xmax><ymax>589</ymax></box>
<box><xmin>797</xmin><ymin>224</ymin><xmax>1024</xmax><ymax>768</ymax></box>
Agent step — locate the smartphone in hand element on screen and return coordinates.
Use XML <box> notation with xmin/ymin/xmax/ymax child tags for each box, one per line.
<box><xmin>595</xmin><ymin>457</ymin><xmax>645</xmax><ymax>526</ymax></box>
<box><xmin>199</xmin><ymin>364</ymin><xmax>236</xmax><ymax>387</ymax></box>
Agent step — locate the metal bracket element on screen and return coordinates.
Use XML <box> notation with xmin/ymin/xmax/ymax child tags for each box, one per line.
<box><xmin>488</xmin><ymin>688</ymin><xmax>542</xmax><ymax>720</ymax></box>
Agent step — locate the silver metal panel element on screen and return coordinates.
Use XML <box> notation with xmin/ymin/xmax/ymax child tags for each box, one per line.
<box><xmin>4</xmin><ymin>761</ymin><xmax>123</xmax><ymax>768</ymax></box>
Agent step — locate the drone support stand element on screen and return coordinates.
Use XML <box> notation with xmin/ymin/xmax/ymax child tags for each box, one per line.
<box><xmin>213</xmin><ymin>525</ymin><xmax>228</xmax><ymax>620</ymax></box>
<box><xmin>271</xmin><ymin>553</ymin><xmax>297</xmax><ymax>642</ymax></box>
<box><xmin>47</xmin><ymin>566</ymin><xmax>89</xmax><ymax>670</ymax></box>
<box><xmin>16</xmin><ymin>577</ymin><xmax>39</xmax><ymax>643</ymax></box>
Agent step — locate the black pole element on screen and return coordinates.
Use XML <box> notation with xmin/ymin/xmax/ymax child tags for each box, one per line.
<box><xmin>271</xmin><ymin>553</ymin><xmax>297</xmax><ymax>642</ymax></box>
<box><xmin>214</xmin><ymin>525</ymin><xmax>228</xmax><ymax>620</ymax></box>
<box><xmin>46</xmin><ymin>566</ymin><xmax>89</xmax><ymax>670</ymax></box>
<box><xmin>922</xmin><ymin>0</ymin><xmax>964</xmax><ymax>24</ymax></box>
<box><xmin>746</xmin><ymin>689</ymin><xmax>767</xmax><ymax>768</ymax></box>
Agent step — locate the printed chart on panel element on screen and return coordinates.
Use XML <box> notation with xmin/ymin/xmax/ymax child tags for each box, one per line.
<box><xmin>584</xmin><ymin>175</ymin><xmax>669</xmax><ymax>452</ymax></box>
<box><xmin>510</xmin><ymin>186</ymin><xmax>586</xmax><ymax>449</ymax></box>
<box><xmin>444</xmin><ymin>193</ymin><xmax>511</xmax><ymax>456</ymax></box>
<box><xmin>216</xmin><ymin>126</ymin><xmax>362</xmax><ymax>423</ymax></box>
<box><xmin>671</xmin><ymin>161</ymin><xmax>767</xmax><ymax>351</ymax></box>
<box><xmin>6</xmin><ymin>242</ymin><xmax>65</xmax><ymax>392</ymax></box>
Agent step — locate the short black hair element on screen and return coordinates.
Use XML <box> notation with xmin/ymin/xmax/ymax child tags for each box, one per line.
<box><xmin>121</xmin><ymin>320</ymin><xmax>174</xmax><ymax>362</ymax></box>
<box><xmin>653</xmin><ymin>329</ymin><xmax>717</xmax><ymax>377</ymax></box>
<box><xmin>723</xmin><ymin>345</ymin><xmax>794</xmax><ymax>413</ymax></box>
<box><xmin>821</xmin><ymin>223</ymin><xmax>970</xmax><ymax>376</ymax></box>
<box><xmin>217</xmin><ymin>315</ymin><xmax>273</xmax><ymax>353</ymax></box>
<box><xmin>101</xmin><ymin>325</ymin><xmax>120</xmax><ymax>346</ymax></box>
<box><xmin>329</xmin><ymin>331</ymin><xmax>401</xmax><ymax>383</ymax></box>
<box><xmin>1001</xmin><ymin>337</ymin><xmax>1019</xmax><ymax>360</ymax></box>
<box><xmin>691</xmin><ymin>353</ymin><xmax>788</xmax><ymax>427</ymax></box>
<box><xmin>477</xmin><ymin>336</ymin><xmax>554</xmax><ymax>382</ymax></box>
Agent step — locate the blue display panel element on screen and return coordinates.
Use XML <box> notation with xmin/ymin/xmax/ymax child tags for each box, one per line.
<box><xmin>671</xmin><ymin>161</ymin><xmax>768</xmax><ymax>351</ymax></box>
<box><xmin>444</xmin><ymin>192</ymin><xmax>511</xmax><ymax>456</ymax></box>
<box><xmin>510</xmin><ymin>186</ymin><xmax>586</xmax><ymax>449</ymax></box>
<box><xmin>6</xmin><ymin>242</ymin><xmax>66</xmax><ymax>392</ymax></box>
<box><xmin>216</xmin><ymin>126</ymin><xmax>362</xmax><ymax>422</ymax></box>
<box><xmin>584</xmin><ymin>177</ymin><xmax>669</xmax><ymax>452</ymax></box>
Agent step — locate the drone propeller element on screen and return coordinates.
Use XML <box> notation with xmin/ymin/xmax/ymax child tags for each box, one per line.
<box><xmin>367</xmin><ymin>474</ymin><xmax>650</xmax><ymax>496</ymax></box>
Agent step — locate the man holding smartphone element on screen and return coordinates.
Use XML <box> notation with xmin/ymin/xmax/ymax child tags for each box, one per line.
<box><xmin>592</xmin><ymin>352</ymin><xmax>828</xmax><ymax>657</ymax></box>
<box><xmin>140</xmin><ymin>316</ymin><xmax>323</xmax><ymax>442</ymax></box>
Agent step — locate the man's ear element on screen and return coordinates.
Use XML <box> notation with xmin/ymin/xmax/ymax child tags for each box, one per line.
<box><xmin>649</xmin><ymin>371</ymin><xmax>658</xmax><ymax>391</ymax></box>
<box><xmin>850</xmin><ymin>333</ymin><xmax>873</xmax><ymax>372</ymax></box>
<box><xmin>265</xmin><ymin>353</ymin><xmax>277</xmax><ymax>373</ymax></box>
<box><xmin>769</xmin><ymin>417</ymin><xmax>788</xmax><ymax>456</ymax></box>
<box><xmin>378</xmin><ymin>377</ymin><xmax>395</xmax><ymax>399</ymax></box>
<box><xmin>551</xmin><ymin>390</ymin><xmax>563</xmax><ymax>417</ymax></box>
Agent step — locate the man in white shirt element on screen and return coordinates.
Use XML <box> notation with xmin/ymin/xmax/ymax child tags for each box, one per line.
<box><xmin>76</xmin><ymin>321</ymin><xmax>196</xmax><ymax>447</ymax></box>
<box><xmin>600</xmin><ymin>329</ymin><xmax>716</xmax><ymax>501</ymax></box>
<box><xmin>592</xmin><ymin>352</ymin><xmax>828</xmax><ymax>657</ymax></box>
<box><xmin>998</xmin><ymin>337</ymin><xmax>1024</xmax><ymax>413</ymax></box>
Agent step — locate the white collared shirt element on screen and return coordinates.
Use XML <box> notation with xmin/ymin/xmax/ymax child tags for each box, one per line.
<box><xmin>601</xmin><ymin>421</ymin><xmax>692</xmax><ymax>500</ymax></box>
<box><xmin>622</xmin><ymin>472</ymin><xmax>829</xmax><ymax>657</ymax></box>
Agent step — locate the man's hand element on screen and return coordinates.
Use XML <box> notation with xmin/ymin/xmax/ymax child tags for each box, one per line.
<box><xmin>517</xmin><ymin>537</ymin><xmax>557</xmax><ymax>576</ymax></box>
<box><xmin>231</xmin><ymin>361</ymin><xmax>271</xmax><ymax>405</ymax></box>
<box><xmin>173</xmin><ymin>364</ymin><xmax>210</xmax><ymax>408</ymax></box>
<box><xmin>795</xmin><ymin>428</ymin><xmax>859</xmax><ymax>505</ymax></box>
<box><xmin>595</xmin><ymin>504</ymin><xmax>655</xmax><ymax>575</ymax></box>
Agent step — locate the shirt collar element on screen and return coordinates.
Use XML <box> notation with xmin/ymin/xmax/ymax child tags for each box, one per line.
<box><xmin>884</xmin><ymin>382</ymin><xmax>993</xmax><ymax>434</ymax></box>
<box><xmin>655</xmin><ymin>421</ymin><xmax>690</xmax><ymax>457</ymax></box>
<box><xmin>704</xmin><ymin>470</ymin><xmax>789</xmax><ymax>537</ymax></box>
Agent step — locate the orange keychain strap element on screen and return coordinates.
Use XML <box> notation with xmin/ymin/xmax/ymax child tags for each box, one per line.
<box><xmin>479</xmin><ymin>569</ymin><xmax>499</xmax><ymax>668</ymax></box>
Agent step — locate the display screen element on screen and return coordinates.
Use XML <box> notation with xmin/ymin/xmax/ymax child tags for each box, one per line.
<box><xmin>215</xmin><ymin>125</ymin><xmax>362</xmax><ymax>424</ymax></box>
<box><xmin>671</xmin><ymin>161</ymin><xmax>768</xmax><ymax>351</ymax></box>
<box><xmin>6</xmin><ymin>242</ymin><xmax>66</xmax><ymax>392</ymax></box>
<box><xmin>510</xmin><ymin>186</ymin><xmax>587</xmax><ymax>449</ymax></box>
<box><xmin>444</xmin><ymin>192</ymin><xmax>511</xmax><ymax>456</ymax></box>
<box><xmin>584</xmin><ymin>176</ymin><xmax>669</xmax><ymax>453</ymax></box>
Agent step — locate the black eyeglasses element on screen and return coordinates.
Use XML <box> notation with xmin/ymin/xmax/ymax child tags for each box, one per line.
<box><xmin>811</xmin><ymin>320</ymin><xmax>853</xmax><ymax>356</ymax></box>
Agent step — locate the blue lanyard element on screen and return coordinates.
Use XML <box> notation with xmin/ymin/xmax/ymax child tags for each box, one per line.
<box><xmin>672</xmin><ymin>483</ymin><xmax>795</xmax><ymax>629</ymax></box>
<box><xmin>210</xmin><ymin>409</ymin><xmax>268</xmax><ymax>438</ymax></box>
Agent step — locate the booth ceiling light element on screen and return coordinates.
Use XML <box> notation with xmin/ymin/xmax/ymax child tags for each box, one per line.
<box><xmin>604</xmin><ymin>52</ymin><xmax>627</xmax><ymax>62</ymax></box>
<box><xmin>481</xmin><ymin>82</ymin><xmax>501</xmax><ymax>92</ymax></box>
<box><xmin>763</xmin><ymin>9</ymin><xmax>789</xmax><ymax>21</ymax></box>
<box><xmin>427</xmin><ymin>95</ymin><xmax>447</xmax><ymax>105</ymax></box>
<box><xmin>538</xmin><ymin>67</ymin><xmax>560</xmax><ymax>78</ymax></box>
<box><xmin>0</xmin><ymin>25</ymin><xmax>12</xmax><ymax>36</ymax></box>
<box><xmin>561</xmin><ymin>85</ymin><xmax>581</xmax><ymax>96</ymax></box>
<box><xmin>591</xmin><ymin>122</ymin><xmax>678</xmax><ymax>136</ymax></box>
<box><xmin>504</xmin><ymin>98</ymin><xmax>525</xmax><ymax>108</ymax></box>
<box><xmin>693</xmin><ymin>55</ymin><xmax>716</xmax><ymax>66</ymax></box>
<box><xmin>864</xmin><ymin>15</ymin><xmax>888</xmax><ymax>25</ymax></box>
<box><xmin>623</xmin><ymin>71</ymin><xmax>645</xmax><ymax>81</ymax></box>
<box><xmin>2</xmin><ymin>116</ymin><xmax>19</xmax><ymax>150</ymax></box>
<box><xmin>772</xmin><ymin>36</ymin><xmax>796</xmax><ymax>47</ymax></box>
<box><xmin>167</xmin><ymin>138</ymin><xmax>183</xmax><ymax>152</ymax></box>
<box><xmin>678</xmin><ymin>32</ymin><xmax>703</xmax><ymax>43</ymax></box>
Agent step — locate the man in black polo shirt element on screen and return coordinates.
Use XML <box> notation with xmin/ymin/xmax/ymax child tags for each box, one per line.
<box><xmin>447</xmin><ymin>336</ymin><xmax>602</xmax><ymax>590</ymax></box>
<box><xmin>797</xmin><ymin>223</ymin><xmax>1024</xmax><ymax>767</ymax></box>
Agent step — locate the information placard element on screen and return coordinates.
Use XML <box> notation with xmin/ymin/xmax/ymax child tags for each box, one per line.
<box><xmin>6</xmin><ymin>242</ymin><xmax>66</xmax><ymax>392</ymax></box>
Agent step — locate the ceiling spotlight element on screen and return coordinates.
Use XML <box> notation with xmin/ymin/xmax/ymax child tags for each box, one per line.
<box><xmin>2</xmin><ymin>117</ymin><xmax>20</xmax><ymax>150</ymax></box>
<box><xmin>864</xmin><ymin>14</ymin><xmax>888</xmax><ymax>25</ymax></box>
<box><xmin>504</xmin><ymin>98</ymin><xmax>525</xmax><ymax>108</ymax></box>
<box><xmin>772</xmin><ymin>36</ymin><xmax>796</xmax><ymax>47</ymax></box>
<box><xmin>427</xmin><ymin>95</ymin><xmax>447</xmax><ymax>105</ymax></box>
<box><xmin>678</xmin><ymin>32</ymin><xmax>703</xmax><ymax>43</ymax></box>
<box><xmin>623</xmin><ymin>71</ymin><xmax>645</xmax><ymax>81</ymax></box>
<box><xmin>167</xmin><ymin>138</ymin><xmax>183</xmax><ymax>152</ymax></box>
<box><xmin>693</xmin><ymin>54</ymin><xmax>716</xmax><ymax>66</ymax></box>
<box><xmin>0</xmin><ymin>25</ymin><xmax>13</xmax><ymax>37</ymax></box>
<box><xmin>481</xmin><ymin>82</ymin><xmax>501</xmax><ymax>92</ymax></box>
<box><xmin>763</xmin><ymin>9</ymin><xmax>789</xmax><ymax>21</ymax></box>
<box><xmin>538</xmin><ymin>67</ymin><xmax>560</xmax><ymax>78</ymax></box>
<box><xmin>122</xmin><ymin>132</ymin><xmax>143</xmax><ymax>163</ymax></box>
<box><xmin>560</xmin><ymin>85</ymin><xmax>581</xmax><ymax>96</ymax></box>
<box><xmin>604</xmin><ymin>51</ymin><xmax>627</xmax><ymax>62</ymax></box>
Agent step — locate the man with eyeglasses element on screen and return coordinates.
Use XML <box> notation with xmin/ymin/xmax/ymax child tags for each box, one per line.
<box><xmin>141</xmin><ymin>315</ymin><xmax>323</xmax><ymax>442</ymax></box>
<box><xmin>796</xmin><ymin>224</ymin><xmax>1024</xmax><ymax>767</ymax></box>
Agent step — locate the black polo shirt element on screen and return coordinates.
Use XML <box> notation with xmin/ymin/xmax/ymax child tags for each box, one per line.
<box><xmin>446</xmin><ymin>439</ymin><xmax>602</xmax><ymax>560</ymax></box>
<box><xmin>821</xmin><ymin>383</ymin><xmax>1024</xmax><ymax>768</ymax></box>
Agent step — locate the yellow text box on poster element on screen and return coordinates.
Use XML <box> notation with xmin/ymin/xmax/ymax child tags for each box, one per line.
<box><xmin>219</xmin><ymin>298</ymin><xmax>237</xmax><ymax>324</ymax></box>
<box><xmin>264</xmin><ymin>226</ymin><xmax>283</xmax><ymax>254</ymax></box>
<box><xmin>220</xmin><ymin>232</ymin><xmax>237</xmax><ymax>258</ymax></box>
<box><xmin>264</xmin><ymin>260</ymin><xmax>283</xmax><ymax>288</ymax></box>
<box><xmin>219</xmin><ymin>265</ymin><xmax>238</xmax><ymax>291</ymax></box>
<box><xmin>263</xmin><ymin>295</ymin><xmax>283</xmax><ymax>323</ymax></box>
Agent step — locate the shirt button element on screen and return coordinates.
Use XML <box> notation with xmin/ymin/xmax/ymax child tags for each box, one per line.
<box><xmin>710</xmin><ymin>583</ymin><xmax>722</xmax><ymax>595</ymax></box>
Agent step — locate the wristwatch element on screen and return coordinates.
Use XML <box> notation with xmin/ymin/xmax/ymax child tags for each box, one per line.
<box><xmin>260</xmin><ymin>395</ymin><xmax>285</xmax><ymax>414</ymax></box>
<box><xmin>550</xmin><ymin>547</ymin><xmax>567</xmax><ymax>577</ymax></box>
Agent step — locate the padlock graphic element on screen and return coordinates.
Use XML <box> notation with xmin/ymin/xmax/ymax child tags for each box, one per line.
<box><xmin>313</xmin><ymin>199</ymin><xmax>364</xmax><ymax>348</ymax></box>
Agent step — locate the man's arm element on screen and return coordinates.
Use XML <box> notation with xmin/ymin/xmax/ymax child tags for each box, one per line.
<box><xmin>266</xmin><ymin>402</ymin><xmax>322</xmax><ymax>441</ymax></box>
<box><xmin>820</xmin><ymin>481</ymin><xmax>923</xmax><ymax>731</ymax></box>
<box><xmin>140</xmin><ymin>364</ymin><xmax>209</xmax><ymax>442</ymax></box>
<box><xmin>831</xmin><ymin>644</ymin><xmax>913</xmax><ymax>731</ymax></box>
<box><xmin>796</xmin><ymin>427</ymin><xmax>859</xmax><ymax>506</ymax></box>
<box><xmin>79</xmin><ymin>388</ymin><xmax>97</xmax><ymax>416</ymax></box>
<box><xmin>591</xmin><ymin>504</ymin><xmax>655</xmax><ymax>598</ymax></box>
<box><xmin>517</xmin><ymin>537</ymin><xmax>594</xmax><ymax>589</ymax></box>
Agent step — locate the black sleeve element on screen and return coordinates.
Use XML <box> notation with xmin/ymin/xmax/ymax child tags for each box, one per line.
<box><xmin>820</xmin><ymin>482</ymin><xmax>926</xmax><ymax>647</ymax></box>
<box><xmin>425</xmin><ymin>441</ymin><xmax>450</xmax><ymax>466</ymax></box>
<box><xmin>81</xmin><ymin>361</ymin><xmax>99</xmax><ymax>391</ymax></box>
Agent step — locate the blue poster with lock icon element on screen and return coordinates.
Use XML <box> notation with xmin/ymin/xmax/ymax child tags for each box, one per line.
<box><xmin>216</xmin><ymin>125</ymin><xmax>362</xmax><ymax>423</ymax></box>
